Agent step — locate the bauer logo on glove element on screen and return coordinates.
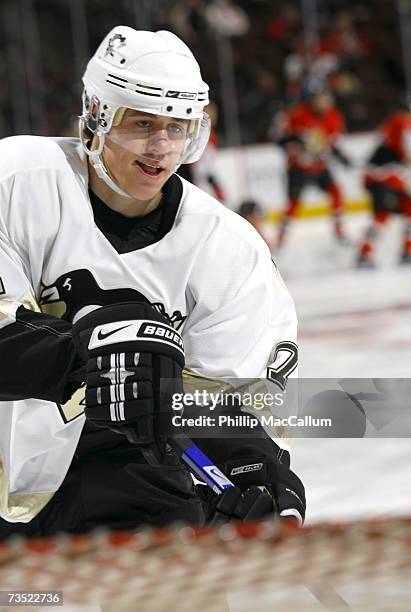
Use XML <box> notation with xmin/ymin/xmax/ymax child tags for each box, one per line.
<box><xmin>88</xmin><ymin>319</ymin><xmax>185</xmax><ymax>355</ymax></box>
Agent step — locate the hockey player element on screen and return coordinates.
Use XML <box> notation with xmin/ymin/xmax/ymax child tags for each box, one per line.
<box><xmin>0</xmin><ymin>26</ymin><xmax>305</xmax><ymax>538</ymax></box>
<box><xmin>274</xmin><ymin>84</ymin><xmax>349</xmax><ymax>248</ymax></box>
<box><xmin>357</xmin><ymin>110</ymin><xmax>411</xmax><ymax>267</ymax></box>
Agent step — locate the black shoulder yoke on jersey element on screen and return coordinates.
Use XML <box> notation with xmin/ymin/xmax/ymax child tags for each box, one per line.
<box><xmin>89</xmin><ymin>173</ymin><xmax>183</xmax><ymax>254</ymax></box>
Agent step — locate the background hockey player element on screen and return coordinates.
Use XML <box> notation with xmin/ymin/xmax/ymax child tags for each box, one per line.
<box><xmin>274</xmin><ymin>82</ymin><xmax>350</xmax><ymax>248</ymax></box>
<box><xmin>356</xmin><ymin>108</ymin><xmax>411</xmax><ymax>267</ymax></box>
<box><xmin>0</xmin><ymin>26</ymin><xmax>305</xmax><ymax>538</ymax></box>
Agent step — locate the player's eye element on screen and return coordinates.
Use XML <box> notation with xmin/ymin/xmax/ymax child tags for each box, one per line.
<box><xmin>169</xmin><ymin>124</ymin><xmax>182</xmax><ymax>134</ymax></box>
<box><xmin>167</xmin><ymin>124</ymin><xmax>185</xmax><ymax>138</ymax></box>
<box><xmin>135</xmin><ymin>120</ymin><xmax>152</xmax><ymax>129</ymax></box>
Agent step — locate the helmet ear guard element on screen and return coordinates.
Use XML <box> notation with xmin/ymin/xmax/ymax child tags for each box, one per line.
<box><xmin>86</xmin><ymin>94</ymin><xmax>101</xmax><ymax>131</ymax></box>
<box><xmin>82</xmin><ymin>91</ymin><xmax>109</xmax><ymax>134</ymax></box>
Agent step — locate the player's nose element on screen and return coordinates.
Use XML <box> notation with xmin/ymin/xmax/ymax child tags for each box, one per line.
<box><xmin>145</xmin><ymin>128</ymin><xmax>171</xmax><ymax>156</ymax></box>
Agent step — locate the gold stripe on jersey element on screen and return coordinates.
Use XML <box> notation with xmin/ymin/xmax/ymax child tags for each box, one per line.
<box><xmin>183</xmin><ymin>368</ymin><xmax>230</xmax><ymax>395</ymax></box>
<box><xmin>0</xmin><ymin>301</ymin><xmax>13</xmax><ymax>323</ymax></box>
<box><xmin>0</xmin><ymin>289</ymin><xmax>41</xmax><ymax>322</ymax></box>
<box><xmin>0</xmin><ymin>452</ymin><xmax>54</xmax><ymax>522</ymax></box>
<box><xmin>183</xmin><ymin>368</ymin><xmax>293</xmax><ymax>445</ymax></box>
<box><xmin>20</xmin><ymin>288</ymin><xmax>41</xmax><ymax>312</ymax></box>
<box><xmin>58</xmin><ymin>387</ymin><xmax>86</xmax><ymax>423</ymax></box>
<box><xmin>40</xmin><ymin>301</ymin><xmax>67</xmax><ymax>319</ymax></box>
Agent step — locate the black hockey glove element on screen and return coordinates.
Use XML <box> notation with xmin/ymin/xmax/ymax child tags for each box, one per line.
<box><xmin>211</xmin><ymin>455</ymin><xmax>305</xmax><ymax>525</ymax></box>
<box><xmin>72</xmin><ymin>302</ymin><xmax>185</xmax><ymax>458</ymax></box>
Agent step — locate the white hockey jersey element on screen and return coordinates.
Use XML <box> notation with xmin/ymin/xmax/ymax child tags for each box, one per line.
<box><xmin>0</xmin><ymin>136</ymin><xmax>297</xmax><ymax>522</ymax></box>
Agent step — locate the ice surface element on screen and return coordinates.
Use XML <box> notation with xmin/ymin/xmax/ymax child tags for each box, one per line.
<box><xmin>270</xmin><ymin>212</ymin><xmax>411</xmax><ymax>523</ymax></box>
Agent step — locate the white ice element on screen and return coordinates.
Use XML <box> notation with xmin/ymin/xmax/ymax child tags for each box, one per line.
<box><xmin>271</xmin><ymin>212</ymin><xmax>411</xmax><ymax>524</ymax></box>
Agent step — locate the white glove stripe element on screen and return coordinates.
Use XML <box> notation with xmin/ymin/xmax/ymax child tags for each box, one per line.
<box><xmin>103</xmin><ymin>353</ymin><xmax>133</xmax><ymax>385</ymax></box>
<box><xmin>110</xmin><ymin>384</ymin><xmax>125</xmax><ymax>403</ymax></box>
<box><xmin>115</xmin><ymin>353</ymin><xmax>120</xmax><ymax>384</ymax></box>
<box><xmin>109</xmin><ymin>401</ymin><xmax>126</xmax><ymax>421</ymax></box>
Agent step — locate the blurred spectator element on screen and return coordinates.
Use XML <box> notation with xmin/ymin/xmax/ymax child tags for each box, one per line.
<box><xmin>319</xmin><ymin>11</ymin><xmax>372</xmax><ymax>60</ymax></box>
<box><xmin>357</xmin><ymin>109</ymin><xmax>411</xmax><ymax>267</ymax></box>
<box><xmin>0</xmin><ymin>0</ymin><xmax>407</xmax><ymax>143</ymax></box>
<box><xmin>205</xmin><ymin>0</ymin><xmax>250</xmax><ymax>36</ymax></box>
<box><xmin>238</xmin><ymin>66</ymin><xmax>284</xmax><ymax>143</ymax></box>
<box><xmin>267</xmin><ymin>3</ymin><xmax>301</xmax><ymax>44</ymax></box>
<box><xmin>168</xmin><ymin>0</ymin><xmax>210</xmax><ymax>43</ymax></box>
<box><xmin>284</xmin><ymin>37</ymin><xmax>340</xmax><ymax>102</ymax></box>
<box><xmin>273</xmin><ymin>82</ymin><xmax>351</xmax><ymax>248</ymax></box>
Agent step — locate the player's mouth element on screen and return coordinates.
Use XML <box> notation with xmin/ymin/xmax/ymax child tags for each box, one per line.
<box><xmin>135</xmin><ymin>160</ymin><xmax>165</xmax><ymax>177</ymax></box>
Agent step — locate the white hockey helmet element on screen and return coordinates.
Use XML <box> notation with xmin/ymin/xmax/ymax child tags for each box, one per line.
<box><xmin>80</xmin><ymin>27</ymin><xmax>211</xmax><ymax>197</ymax></box>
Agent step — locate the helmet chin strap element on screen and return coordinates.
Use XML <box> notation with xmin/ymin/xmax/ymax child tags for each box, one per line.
<box><xmin>89</xmin><ymin>133</ymin><xmax>133</xmax><ymax>199</ymax></box>
<box><xmin>80</xmin><ymin>122</ymin><xmax>133</xmax><ymax>199</ymax></box>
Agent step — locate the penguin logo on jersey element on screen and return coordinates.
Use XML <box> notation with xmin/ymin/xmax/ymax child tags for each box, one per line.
<box><xmin>39</xmin><ymin>268</ymin><xmax>187</xmax><ymax>330</ymax></box>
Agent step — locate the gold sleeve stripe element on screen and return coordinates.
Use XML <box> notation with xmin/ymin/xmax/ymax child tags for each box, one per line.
<box><xmin>0</xmin><ymin>289</ymin><xmax>41</xmax><ymax>323</ymax></box>
<box><xmin>20</xmin><ymin>289</ymin><xmax>41</xmax><ymax>312</ymax></box>
<box><xmin>183</xmin><ymin>368</ymin><xmax>292</xmax><ymax>445</ymax></box>
<box><xmin>0</xmin><ymin>453</ymin><xmax>55</xmax><ymax>523</ymax></box>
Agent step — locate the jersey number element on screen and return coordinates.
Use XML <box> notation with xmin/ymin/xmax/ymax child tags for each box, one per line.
<box><xmin>267</xmin><ymin>341</ymin><xmax>298</xmax><ymax>390</ymax></box>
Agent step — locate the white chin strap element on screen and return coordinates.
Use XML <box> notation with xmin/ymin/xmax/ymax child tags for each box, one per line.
<box><xmin>82</xmin><ymin>125</ymin><xmax>132</xmax><ymax>199</ymax></box>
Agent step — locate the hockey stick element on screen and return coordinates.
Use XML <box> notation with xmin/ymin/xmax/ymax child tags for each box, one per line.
<box><xmin>168</xmin><ymin>434</ymin><xmax>235</xmax><ymax>494</ymax></box>
<box><xmin>138</xmin><ymin>432</ymin><xmax>234</xmax><ymax>494</ymax></box>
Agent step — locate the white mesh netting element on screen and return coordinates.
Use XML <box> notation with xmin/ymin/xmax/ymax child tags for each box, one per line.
<box><xmin>0</xmin><ymin>517</ymin><xmax>410</xmax><ymax>611</ymax></box>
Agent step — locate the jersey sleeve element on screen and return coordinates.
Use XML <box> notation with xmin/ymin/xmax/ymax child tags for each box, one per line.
<box><xmin>184</xmin><ymin>229</ymin><xmax>297</xmax><ymax>380</ymax></box>
<box><xmin>0</xmin><ymin>179</ymin><xmax>83</xmax><ymax>404</ymax></box>
<box><xmin>184</xmin><ymin>222</ymin><xmax>298</xmax><ymax>479</ymax></box>
<box><xmin>0</xmin><ymin>166</ymin><xmax>85</xmax><ymax>524</ymax></box>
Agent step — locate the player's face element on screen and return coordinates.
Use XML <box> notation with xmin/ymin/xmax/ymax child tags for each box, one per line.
<box><xmin>311</xmin><ymin>93</ymin><xmax>333</xmax><ymax>114</ymax></box>
<box><xmin>102</xmin><ymin>109</ymin><xmax>189</xmax><ymax>200</ymax></box>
